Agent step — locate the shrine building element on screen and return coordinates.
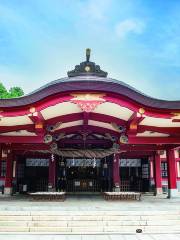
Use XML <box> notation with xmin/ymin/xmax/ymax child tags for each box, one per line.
<box><xmin>0</xmin><ymin>49</ymin><xmax>180</xmax><ymax>198</ymax></box>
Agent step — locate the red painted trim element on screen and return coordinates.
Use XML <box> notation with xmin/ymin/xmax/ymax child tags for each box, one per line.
<box><xmin>120</xmin><ymin>145</ymin><xmax>178</xmax><ymax>151</ymax></box>
<box><xmin>120</xmin><ymin>151</ymin><xmax>154</xmax><ymax>158</ymax></box>
<box><xmin>46</xmin><ymin>113</ymin><xmax>83</xmax><ymax>125</ymax></box>
<box><xmin>128</xmin><ymin>136</ymin><xmax>180</xmax><ymax>144</ymax></box>
<box><xmin>90</xmin><ymin>112</ymin><xmax>126</xmax><ymax>125</ymax></box>
<box><xmin>44</xmin><ymin>112</ymin><xmax>127</xmax><ymax>127</ymax></box>
<box><xmin>138</xmin><ymin>125</ymin><xmax>180</xmax><ymax>135</ymax></box>
<box><xmin>55</xmin><ymin>124</ymin><xmax>120</xmax><ymax>137</ymax></box>
<box><xmin>0</xmin><ymin>136</ymin><xmax>43</xmax><ymax>143</ymax></box>
<box><xmin>0</xmin><ymin>124</ymin><xmax>34</xmax><ymax>134</ymax></box>
<box><xmin>0</xmin><ymin>91</ymin><xmax>175</xmax><ymax>120</ymax></box>
<box><xmin>11</xmin><ymin>144</ymin><xmax>49</xmax><ymax>151</ymax></box>
<box><xmin>59</xmin><ymin>138</ymin><xmax>112</xmax><ymax>145</ymax></box>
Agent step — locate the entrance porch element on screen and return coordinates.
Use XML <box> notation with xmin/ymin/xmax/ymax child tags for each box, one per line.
<box><xmin>1</xmin><ymin>146</ymin><xmax>179</xmax><ymax>198</ymax></box>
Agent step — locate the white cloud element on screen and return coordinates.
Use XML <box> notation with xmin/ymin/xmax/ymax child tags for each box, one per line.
<box><xmin>79</xmin><ymin>0</ymin><xmax>112</xmax><ymax>23</ymax></box>
<box><xmin>115</xmin><ymin>19</ymin><xmax>145</xmax><ymax>39</ymax></box>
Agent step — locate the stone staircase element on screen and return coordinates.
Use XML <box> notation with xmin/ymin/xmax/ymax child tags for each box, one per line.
<box><xmin>0</xmin><ymin>210</ymin><xmax>180</xmax><ymax>234</ymax></box>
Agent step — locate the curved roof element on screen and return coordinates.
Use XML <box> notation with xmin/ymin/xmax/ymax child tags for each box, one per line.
<box><xmin>0</xmin><ymin>75</ymin><xmax>180</xmax><ymax>110</ymax></box>
<box><xmin>1</xmin><ymin>51</ymin><xmax>180</xmax><ymax>148</ymax></box>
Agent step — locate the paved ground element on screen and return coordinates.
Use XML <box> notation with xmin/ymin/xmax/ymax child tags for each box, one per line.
<box><xmin>0</xmin><ymin>234</ymin><xmax>180</xmax><ymax>240</ymax></box>
<box><xmin>0</xmin><ymin>193</ymin><xmax>180</xmax><ymax>211</ymax></box>
<box><xmin>1</xmin><ymin>193</ymin><xmax>180</xmax><ymax>239</ymax></box>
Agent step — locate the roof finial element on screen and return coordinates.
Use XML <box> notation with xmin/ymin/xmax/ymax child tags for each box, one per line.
<box><xmin>67</xmin><ymin>49</ymin><xmax>108</xmax><ymax>77</ymax></box>
<box><xmin>86</xmin><ymin>48</ymin><xmax>91</xmax><ymax>62</ymax></box>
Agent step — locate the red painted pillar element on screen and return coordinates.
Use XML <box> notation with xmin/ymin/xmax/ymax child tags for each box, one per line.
<box><xmin>4</xmin><ymin>150</ymin><xmax>13</xmax><ymax>195</ymax></box>
<box><xmin>48</xmin><ymin>155</ymin><xmax>56</xmax><ymax>191</ymax></box>
<box><xmin>166</xmin><ymin>149</ymin><xmax>178</xmax><ymax>198</ymax></box>
<box><xmin>154</xmin><ymin>153</ymin><xmax>162</xmax><ymax>195</ymax></box>
<box><xmin>113</xmin><ymin>154</ymin><xmax>120</xmax><ymax>191</ymax></box>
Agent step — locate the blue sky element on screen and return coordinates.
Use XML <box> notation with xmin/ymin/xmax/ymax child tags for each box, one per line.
<box><xmin>0</xmin><ymin>0</ymin><xmax>180</xmax><ymax>100</ymax></box>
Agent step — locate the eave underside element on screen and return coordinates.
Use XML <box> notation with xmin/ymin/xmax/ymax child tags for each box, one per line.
<box><xmin>0</xmin><ymin>88</ymin><xmax>180</xmax><ymax>157</ymax></box>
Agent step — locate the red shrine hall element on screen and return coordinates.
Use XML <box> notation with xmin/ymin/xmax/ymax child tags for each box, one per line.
<box><xmin>0</xmin><ymin>49</ymin><xmax>180</xmax><ymax>198</ymax></box>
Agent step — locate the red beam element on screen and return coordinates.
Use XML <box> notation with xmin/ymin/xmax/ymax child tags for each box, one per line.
<box><xmin>46</xmin><ymin>113</ymin><xmax>83</xmax><ymax>125</ymax></box>
<box><xmin>59</xmin><ymin>138</ymin><xmax>112</xmax><ymax>145</ymax></box>
<box><xmin>0</xmin><ymin>124</ymin><xmax>34</xmax><ymax>134</ymax></box>
<box><xmin>138</xmin><ymin>125</ymin><xmax>180</xmax><ymax>135</ymax></box>
<box><xmin>90</xmin><ymin>112</ymin><xmax>126</xmax><ymax>125</ymax></box>
<box><xmin>0</xmin><ymin>93</ymin><xmax>174</xmax><ymax>120</ymax></box>
<box><xmin>11</xmin><ymin>144</ymin><xmax>49</xmax><ymax>151</ymax></box>
<box><xmin>120</xmin><ymin>151</ymin><xmax>155</xmax><ymax>158</ymax></box>
<box><xmin>55</xmin><ymin>125</ymin><xmax>120</xmax><ymax>137</ymax></box>
<box><xmin>128</xmin><ymin>136</ymin><xmax>180</xmax><ymax>144</ymax></box>
<box><xmin>120</xmin><ymin>144</ymin><xmax>169</xmax><ymax>151</ymax></box>
<box><xmin>0</xmin><ymin>136</ymin><xmax>43</xmax><ymax>143</ymax></box>
<box><xmin>46</xmin><ymin>112</ymin><xmax>126</xmax><ymax>126</ymax></box>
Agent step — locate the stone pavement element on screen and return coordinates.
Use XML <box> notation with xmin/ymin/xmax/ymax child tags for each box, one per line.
<box><xmin>0</xmin><ymin>234</ymin><xmax>180</xmax><ymax>240</ymax></box>
<box><xmin>0</xmin><ymin>193</ymin><xmax>180</xmax><ymax>237</ymax></box>
<box><xmin>1</xmin><ymin>193</ymin><xmax>180</xmax><ymax>211</ymax></box>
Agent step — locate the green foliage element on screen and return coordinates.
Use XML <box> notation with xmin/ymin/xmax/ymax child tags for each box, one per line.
<box><xmin>0</xmin><ymin>82</ymin><xmax>24</xmax><ymax>99</ymax></box>
<box><xmin>9</xmin><ymin>87</ymin><xmax>24</xmax><ymax>98</ymax></box>
<box><xmin>0</xmin><ymin>83</ymin><xmax>9</xmax><ymax>98</ymax></box>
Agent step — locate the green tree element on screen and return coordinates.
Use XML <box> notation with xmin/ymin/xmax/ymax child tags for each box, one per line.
<box><xmin>0</xmin><ymin>83</ymin><xmax>9</xmax><ymax>99</ymax></box>
<box><xmin>9</xmin><ymin>87</ymin><xmax>24</xmax><ymax>98</ymax></box>
<box><xmin>0</xmin><ymin>82</ymin><xmax>24</xmax><ymax>99</ymax></box>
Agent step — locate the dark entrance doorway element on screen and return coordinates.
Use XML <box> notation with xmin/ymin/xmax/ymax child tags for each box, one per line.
<box><xmin>56</xmin><ymin>157</ymin><xmax>112</xmax><ymax>192</ymax></box>
<box><xmin>65</xmin><ymin>166</ymin><xmax>101</xmax><ymax>192</ymax></box>
<box><xmin>25</xmin><ymin>166</ymin><xmax>48</xmax><ymax>192</ymax></box>
<box><xmin>22</xmin><ymin>158</ymin><xmax>49</xmax><ymax>192</ymax></box>
<box><xmin>119</xmin><ymin>158</ymin><xmax>150</xmax><ymax>192</ymax></box>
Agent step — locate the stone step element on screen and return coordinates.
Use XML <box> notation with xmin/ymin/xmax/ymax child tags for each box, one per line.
<box><xmin>0</xmin><ymin>210</ymin><xmax>180</xmax><ymax>234</ymax></box>
<box><xmin>0</xmin><ymin>225</ymin><xmax>180</xmax><ymax>234</ymax></box>
<box><xmin>1</xmin><ymin>214</ymin><xmax>180</xmax><ymax>221</ymax></box>
<box><xmin>0</xmin><ymin>216</ymin><xmax>33</xmax><ymax>221</ymax></box>
<box><xmin>30</xmin><ymin>210</ymin><xmax>180</xmax><ymax>216</ymax></box>
<box><xmin>1</xmin><ymin>210</ymin><xmax>180</xmax><ymax>216</ymax></box>
<box><xmin>1</xmin><ymin>219</ymin><xmax>180</xmax><ymax>227</ymax></box>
